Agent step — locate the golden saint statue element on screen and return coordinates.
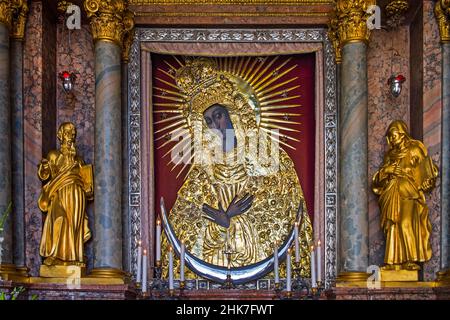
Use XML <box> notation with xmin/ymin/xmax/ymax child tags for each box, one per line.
<box><xmin>155</xmin><ymin>56</ymin><xmax>312</xmax><ymax>278</ymax></box>
<box><xmin>38</xmin><ymin>122</ymin><xmax>93</xmax><ymax>267</ymax></box>
<box><xmin>372</xmin><ymin>120</ymin><xmax>438</xmax><ymax>271</ymax></box>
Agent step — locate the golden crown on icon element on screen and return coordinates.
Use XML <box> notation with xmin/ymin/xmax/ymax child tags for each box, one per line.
<box><xmin>175</xmin><ymin>57</ymin><xmax>220</xmax><ymax>95</ymax></box>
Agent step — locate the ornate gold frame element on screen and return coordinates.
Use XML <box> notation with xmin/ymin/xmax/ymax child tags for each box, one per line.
<box><xmin>127</xmin><ymin>28</ymin><xmax>338</xmax><ymax>288</ymax></box>
<box><xmin>129</xmin><ymin>0</ymin><xmax>333</xmax><ymax>4</ymax></box>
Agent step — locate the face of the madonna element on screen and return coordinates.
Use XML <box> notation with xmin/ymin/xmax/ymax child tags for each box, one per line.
<box><xmin>387</xmin><ymin>129</ymin><xmax>404</xmax><ymax>147</ymax></box>
<box><xmin>203</xmin><ymin>104</ymin><xmax>236</xmax><ymax>152</ymax></box>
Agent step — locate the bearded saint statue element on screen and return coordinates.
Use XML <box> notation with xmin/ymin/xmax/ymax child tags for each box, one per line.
<box><xmin>38</xmin><ymin>122</ymin><xmax>93</xmax><ymax>267</ymax></box>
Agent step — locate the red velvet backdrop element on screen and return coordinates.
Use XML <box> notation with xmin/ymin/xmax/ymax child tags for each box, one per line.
<box><xmin>152</xmin><ymin>53</ymin><xmax>316</xmax><ymax>221</ymax></box>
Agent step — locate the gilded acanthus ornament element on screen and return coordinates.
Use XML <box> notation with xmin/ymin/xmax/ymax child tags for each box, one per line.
<box><xmin>372</xmin><ymin>120</ymin><xmax>438</xmax><ymax>271</ymax></box>
<box><xmin>11</xmin><ymin>0</ymin><xmax>27</xmax><ymax>40</ymax></box>
<box><xmin>121</xmin><ymin>10</ymin><xmax>134</xmax><ymax>62</ymax></box>
<box><xmin>38</xmin><ymin>123</ymin><xmax>94</xmax><ymax>266</ymax></box>
<box><xmin>57</xmin><ymin>1</ymin><xmax>73</xmax><ymax>14</ymax></box>
<box><xmin>435</xmin><ymin>0</ymin><xmax>450</xmax><ymax>43</ymax></box>
<box><xmin>328</xmin><ymin>10</ymin><xmax>342</xmax><ymax>64</ymax></box>
<box><xmin>84</xmin><ymin>0</ymin><xmax>134</xmax><ymax>47</ymax></box>
<box><xmin>385</xmin><ymin>0</ymin><xmax>409</xmax><ymax>28</ymax></box>
<box><xmin>335</xmin><ymin>0</ymin><xmax>375</xmax><ymax>45</ymax></box>
<box><xmin>328</xmin><ymin>0</ymin><xmax>375</xmax><ymax>62</ymax></box>
<box><xmin>0</xmin><ymin>0</ymin><xmax>25</xmax><ymax>31</ymax></box>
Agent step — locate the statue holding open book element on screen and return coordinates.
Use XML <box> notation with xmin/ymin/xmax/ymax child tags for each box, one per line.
<box><xmin>38</xmin><ymin>122</ymin><xmax>93</xmax><ymax>271</ymax></box>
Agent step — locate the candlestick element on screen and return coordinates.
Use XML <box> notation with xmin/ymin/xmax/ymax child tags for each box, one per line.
<box><xmin>286</xmin><ymin>249</ymin><xmax>292</xmax><ymax>292</ymax></box>
<box><xmin>156</xmin><ymin>219</ymin><xmax>161</xmax><ymax>262</ymax></box>
<box><xmin>317</xmin><ymin>240</ymin><xmax>322</xmax><ymax>284</ymax></box>
<box><xmin>310</xmin><ymin>245</ymin><xmax>317</xmax><ymax>288</ymax></box>
<box><xmin>137</xmin><ymin>240</ymin><xmax>142</xmax><ymax>283</ymax></box>
<box><xmin>294</xmin><ymin>222</ymin><xmax>300</xmax><ymax>263</ymax></box>
<box><xmin>274</xmin><ymin>243</ymin><xmax>279</xmax><ymax>285</ymax></box>
<box><xmin>169</xmin><ymin>246</ymin><xmax>174</xmax><ymax>290</ymax></box>
<box><xmin>180</xmin><ymin>241</ymin><xmax>185</xmax><ymax>282</ymax></box>
<box><xmin>142</xmin><ymin>249</ymin><xmax>148</xmax><ymax>293</ymax></box>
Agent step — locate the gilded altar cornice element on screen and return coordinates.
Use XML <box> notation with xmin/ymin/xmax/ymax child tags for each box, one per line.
<box><xmin>84</xmin><ymin>0</ymin><xmax>134</xmax><ymax>47</ymax></box>
<box><xmin>328</xmin><ymin>0</ymin><xmax>375</xmax><ymax>62</ymax></box>
<box><xmin>435</xmin><ymin>0</ymin><xmax>450</xmax><ymax>43</ymax></box>
<box><xmin>129</xmin><ymin>0</ymin><xmax>333</xmax><ymax>4</ymax></box>
<box><xmin>0</xmin><ymin>0</ymin><xmax>25</xmax><ymax>31</ymax></box>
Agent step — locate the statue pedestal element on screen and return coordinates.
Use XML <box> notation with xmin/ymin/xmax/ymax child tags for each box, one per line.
<box><xmin>380</xmin><ymin>269</ymin><xmax>419</xmax><ymax>282</ymax></box>
<box><xmin>40</xmin><ymin>265</ymin><xmax>86</xmax><ymax>278</ymax></box>
<box><xmin>32</xmin><ymin>266</ymin><xmax>128</xmax><ymax>285</ymax></box>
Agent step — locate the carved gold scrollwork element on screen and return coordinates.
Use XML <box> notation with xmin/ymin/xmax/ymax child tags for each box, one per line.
<box><xmin>328</xmin><ymin>0</ymin><xmax>375</xmax><ymax>62</ymax></box>
<box><xmin>327</xmin><ymin>10</ymin><xmax>341</xmax><ymax>64</ymax></box>
<box><xmin>385</xmin><ymin>0</ymin><xmax>409</xmax><ymax>28</ymax></box>
<box><xmin>435</xmin><ymin>0</ymin><xmax>450</xmax><ymax>43</ymax></box>
<box><xmin>121</xmin><ymin>9</ymin><xmax>134</xmax><ymax>62</ymax></box>
<box><xmin>84</xmin><ymin>0</ymin><xmax>134</xmax><ymax>47</ymax></box>
<box><xmin>0</xmin><ymin>0</ymin><xmax>26</xmax><ymax>32</ymax></box>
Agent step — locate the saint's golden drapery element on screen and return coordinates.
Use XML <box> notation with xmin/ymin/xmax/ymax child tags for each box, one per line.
<box><xmin>37</xmin><ymin>122</ymin><xmax>93</xmax><ymax>267</ymax></box>
<box><xmin>156</xmin><ymin>57</ymin><xmax>313</xmax><ymax>278</ymax></box>
<box><xmin>372</xmin><ymin>120</ymin><xmax>438</xmax><ymax>270</ymax></box>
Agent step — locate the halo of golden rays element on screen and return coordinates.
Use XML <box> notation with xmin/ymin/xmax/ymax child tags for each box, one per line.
<box><xmin>153</xmin><ymin>55</ymin><xmax>302</xmax><ymax>180</ymax></box>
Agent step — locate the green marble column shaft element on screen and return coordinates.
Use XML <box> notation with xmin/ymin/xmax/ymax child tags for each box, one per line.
<box><xmin>10</xmin><ymin>38</ymin><xmax>25</xmax><ymax>268</ymax></box>
<box><xmin>441</xmin><ymin>43</ymin><xmax>450</xmax><ymax>271</ymax></box>
<box><xmin>339</xmin><ymin>42</ymin><xmax>369</xmax><ymax>273</ymax></box>
<box><xmin>0</xmin><ymin>23</ymin><xmax>12</xmax><ymax>266</ymax></box>
<box><xmin>93</xmin><ymin>40</ymin><xmax>123</xmax><ymax>270</ymax></box>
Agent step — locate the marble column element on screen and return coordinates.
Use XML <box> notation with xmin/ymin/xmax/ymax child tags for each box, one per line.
<box><xmin>435</xmin><ymin>0</ymin><xmax>450</xmax><ymax>283</ymax></box>
<box><xmin>330</xmin><ymin>0</ymin><xmax>373</xmax><ymax>283</ymax></box>
<box><xmin>85</xmin><ymin>0</ymin><xmax>134</xmax><ymax>281</ymax></box>
<box><xmin>338</xmin><ymin>42</ymin><xmax>369</xmax><ymax>278</ymax></box>
<box><xmin>10</xmin><ymin>38</ymin><xmax>25</xmax><ymax>271</ymax></box>
<box><xmin>440</xmin><ymin>42</ymin><xmax>450</xmax><ymax>276</ymax></box>
<box><xmin>92</xmin><ymin>40</ymin><xmax>124</xmax><ymax>274</ymax></box>
<box><xmin>0</xmin><ymin>21</ymin><xmax>13</xmax><ymax>269</ymax></box>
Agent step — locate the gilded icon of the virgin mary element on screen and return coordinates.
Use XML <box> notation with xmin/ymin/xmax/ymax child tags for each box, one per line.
<box><xmin>155</xmin><ymin>57</ymin><xmax>312</xmax><ymax>278</ymax></box>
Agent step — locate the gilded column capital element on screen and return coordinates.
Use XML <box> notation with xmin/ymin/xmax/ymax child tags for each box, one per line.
<box><xmin>435</xmin><ymin>0</ymin><xmax>450</xmax><ymax>43</ymax></box>
<box><xmin>0</xmin><ymin>0</ymin><xmax>25</xmax><ymax>31</ymax></box>
<box><xmin>11</xmin><ymin>0</ymin><xmax>28</xmax><ymax>40</ymax></box>
<box><xmin>84</xmin><ymin>0</ymin><xmax>134</xmax><ymax>47</ymax></box>
<box><xmin>328</xmin><ymin>0</ymin><xmax>375</xmax><ymax>54</ymax></box>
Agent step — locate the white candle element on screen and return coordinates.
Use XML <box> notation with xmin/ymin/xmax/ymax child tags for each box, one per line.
<box><xmin>169</xmin><ymin>246</ymin><xmax>174</xmax><ymax>290</ymax></box>
<box><xmin>294</xmin><ymin>222</ymin><xmax>300</xmax><ymax>263</ymax></box>
<box><xmin>317</xmin><ymin>240</ymin><xmax>322</xmax><ymax>284</ymax></box>
<box><xmin>311</xmin><ymin>245</ymin><xmax>317</xmax><ymax>288</ymax></box>
<box><xmin>274</xmin><ymin>243</ymin><xmax>279</xmax><ymax>284</ymax></box>
<box><xmin>286</xmin><ymin>249</ymin><xmax>291</xmax><ymax>292</ymax></box>
<box><xmin>142</xmin><ymin>249</ymin><xmax>148</xmax><ymax>293</ymax></box>
<box><xmin>180</xmin><ymin>241</ymin><xmax>185</xmax><ymax>282</ymax></box>
<box><xmin>156</xmin><ymin>219</ymin><xmax>161</xmax><ymax>262</ymax></box>
<box><xmin>137</xmin><ymin>240</ymin><xmax>142</xmax><ymax>283</ymax></box>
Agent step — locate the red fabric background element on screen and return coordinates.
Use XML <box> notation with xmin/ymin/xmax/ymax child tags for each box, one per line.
<box><xmin>152</xmin><ymin>53</ymin><xmax>316</xmax><ymax>220</ymax></box>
